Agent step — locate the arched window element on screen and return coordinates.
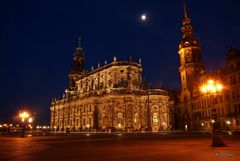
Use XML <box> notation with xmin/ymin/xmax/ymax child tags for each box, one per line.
<box><xmin>117</xmin><ymin>112</ymin><xmax>123</xmax><ymax>128</ymax></box>
<box><xmin>133</xmin><ymin>113</ymin><xmax>138</xmax><ymax>123</ymax></box>
<box><xmin>152</xmin><ymin>113</ymin><xmax>158</xmax><ymax>126</ymax></box>
<box><xmin>83</xmin><ymin>118</ymin><xmax>86</xmax><ymax>126</ymax></box>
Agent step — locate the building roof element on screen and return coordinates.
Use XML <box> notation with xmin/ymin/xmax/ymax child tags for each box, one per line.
<box><xmin>227</xmin><ymin>47</ymin><xmax>240</xmax><ymax>62</ymax></box>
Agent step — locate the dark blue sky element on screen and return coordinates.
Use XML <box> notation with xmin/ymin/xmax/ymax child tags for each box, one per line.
<box><xmin>0</xmin><ymin>0</ymin><xmax>239</xmax><ymax>123</ymax></box>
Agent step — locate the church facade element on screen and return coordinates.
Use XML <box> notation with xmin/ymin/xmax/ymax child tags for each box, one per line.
<box><xmin>50</xmin><ymin>41</ymin><xmax>174</xmax><ymax>132</ymax></box>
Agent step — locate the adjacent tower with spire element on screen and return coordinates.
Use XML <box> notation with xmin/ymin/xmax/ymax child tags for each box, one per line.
<box><xmin>68</xmin><ymin>38</ymin><xmax>85</xmax><ymax>90</ymax></box>
<box><xmin>178</xmin><ymin>0</ymin><xmax>205</xmax><ymax>129</ymax></box>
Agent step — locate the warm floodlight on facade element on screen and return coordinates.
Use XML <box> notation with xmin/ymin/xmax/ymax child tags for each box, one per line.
<box><xmin>226</xmin><ymin>120</ymin><xmax>231</xmax><ymax>125</ymax></box>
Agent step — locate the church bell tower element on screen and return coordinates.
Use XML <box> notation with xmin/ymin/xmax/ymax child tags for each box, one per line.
<box><xmin>68</xmin><ymin>38</ymin><xmax>85</xmax><ymax>90</ymax></box>
<box><xmin>177</xmin><ymin>1</ymin><xmax>205</xmax><ymax>130</ymax></box>
<box><xmin>178</xmin><ymin>1</ymin><xmax>205</xmax><ymax>101</ymax></box>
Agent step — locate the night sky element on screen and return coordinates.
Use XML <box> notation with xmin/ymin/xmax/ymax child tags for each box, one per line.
<box><xmin>0</xmin><ymin>0</ymin><xmax>239</xmax><ymax>124</ymax></box>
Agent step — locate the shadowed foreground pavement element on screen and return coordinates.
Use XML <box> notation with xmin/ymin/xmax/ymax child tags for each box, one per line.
<box><xmin>0</xmin><ymin>134</ymin><xmax>240</xmax><ymax>161</ymax></box>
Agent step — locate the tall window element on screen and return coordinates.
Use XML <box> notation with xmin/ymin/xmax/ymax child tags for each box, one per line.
<box><xmin>117</xmin><ymin>112</ymin><xmax>123</xmax><ymax>127</ymax></box>
<box><xmin>89</xmin><ymin>117</ymin><xmax>92</xmax><ymax>127</ymax></box>
<box><xmin>83</xmin><ymin>118</ymin><xmax>86</xmax><ymax>126</ymax></box>
<box><xmin>152</xmin><ymin>113</ymin><xmax>158</xmax><ymax>126</ymax></box>
<box><xmin>133</xmin><ymin>113</ymin><xmax>138</xmax><ymax>123</ymax></box>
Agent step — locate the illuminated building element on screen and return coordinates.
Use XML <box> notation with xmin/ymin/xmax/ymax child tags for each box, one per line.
<box><xmin>50</xmin><ymin>40</ymin><xmax>174</xmax><ymax>132</ymax></box>
<box><xmin>176</xmin><ymin>2</ymin><xmax>240</xmax><ymax>132</ymax></box>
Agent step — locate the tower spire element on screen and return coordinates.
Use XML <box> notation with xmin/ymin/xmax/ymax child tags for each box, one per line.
<box><xmin>69</xmin><ymin>37</ymin><xmax>85</xmax><ymax>89</ymax></box>
<box><xmin>183</xmin><ymin>0</ymin><xmax>188</xmax><ymax>19</ymax></box>
<box><xmin>77</xmin><ymin>37</ymin><xmax>81</xmax><ymax>48</ymax></box>
<box><xmin>75</xmin><ymin>37</ymin><xmax>83</xmax><ymax>56</ymax></box>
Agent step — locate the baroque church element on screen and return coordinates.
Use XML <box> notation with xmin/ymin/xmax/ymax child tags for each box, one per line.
<box><xmin>50</xmin><ymin>40</ymin><xmax>174</xmax><ymax>132</ymax></box>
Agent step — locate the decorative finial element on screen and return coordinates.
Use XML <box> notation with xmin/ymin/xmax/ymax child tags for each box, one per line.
<box><xmin>183</xmin><ymin>0</ymin><xmax>188</xmax><ymax>19</ymax></box>
<box><xmin>104</xmin><ymin>60</ymin><xmax>107</xmax><ymax>65</ymax></box>
<box><xmin>91</xmin><ymin>66</ymin><xmax>94</xmax><ymax>70</ymax></box>
<box><xmin>139</xmin><ymin>58</ymin><xmax>142</xmax><ymax>64</ymax></box>
<box><xmin>77</xmin><ymin>37</ymin><xmax>81</xmax><ymax>48</ymax></box>
<box><xmin>113</xmin><ymin>56</ymin><xmax>117</xmax><ymax>62</ymax></box>
<box><xmin>98</xmin><ymin>63</ymin><xmax>100</xmax><ymax>68</ymax></box>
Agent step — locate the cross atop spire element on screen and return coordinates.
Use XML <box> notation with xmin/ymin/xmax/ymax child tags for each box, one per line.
<box><xmin>77</xmin><ymin>37</ymin><xmax>81</xmax><ymax>48</ymax></box>
<box><xmin>183</xmin><ymin>0</ymin><xmax>189</xmax><ymax>19</ymax></box>
<box><xmin>74</xmin><ymin>36</ymin><xmax>84</xmax><ymax>57</ymax></box>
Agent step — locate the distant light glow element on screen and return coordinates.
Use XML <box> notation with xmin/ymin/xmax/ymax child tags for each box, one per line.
<box><xmin>28</xmin><ymin>117</ymin><xmax>33</xmax><ymax>123</ymax></box>
<box><xmin>28</xmin><ymin>124</ymin><xmax>32</xmax><ymax>129</ymax></box>
<box><xmin>226</xmin><ymin>120</ymin><xmax>231</xmax><ymax>125</ymax></box>
<box><xmin>208</xmin><ymin>80</ymin><xmax>214</xmax><ymax>85</ymax></box>
<box><xmin>19</xmin><ymin>111</ymin><xmax>30</xmax><ymax>122</ymax></box>
<box><xmin>201</xmin><ymin>86</ymin><xmax>207</xmax><ymax>93</ymax></box>
<box><xmin>216</xmin><ymin>84</ymin><xmax>223</xmax><ymax>91</ymax></box>
<box><xmin>118</xmin><ymin>123</ymin><xmax>121</xmax><ymax>128</ymax></box>
<box><xmin>140</xmin><ymin>14</ymin><xmax>147</xmax><ymax>21</ymax></box>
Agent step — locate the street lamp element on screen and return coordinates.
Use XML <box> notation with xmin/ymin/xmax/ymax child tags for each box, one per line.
<box><xmin>226</xmin><ymin>120</ymin><xmax>231</xmax><ymax>125</ymax></box>
<box><xmin>19</xmin><ymin>111</ymin><xmax>32</xmax><ymax>137</ymax></box>
<box><xmin>200</xmin><ymin>79</ymin><xmax>225</xmax><ymax>147</ymax></box>
<box><xmin>19</xmin><ymin>111</ymin><xmax>30</xmax><ymax>122</ymax></box>
<box><xmin>201</xmin><ymin>123</ymin><xmax>205</xmax><ymax>134</ymax></box>
<box><xmin>86</xmin><ymin>124</ymin><xmax>90</xmax><ymax>132</ymax></box>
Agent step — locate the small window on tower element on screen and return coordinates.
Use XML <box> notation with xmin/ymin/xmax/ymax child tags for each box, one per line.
<box><xmin>185</xmin><ymin>41</ymin><xmax>189</xmax><ymax>46</ymax></box>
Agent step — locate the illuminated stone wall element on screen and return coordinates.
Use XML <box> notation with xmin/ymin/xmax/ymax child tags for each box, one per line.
<box><xmin>50</xmin><ymin>61</ymin><xmax>173</xmax><ymax>132</ymax></box>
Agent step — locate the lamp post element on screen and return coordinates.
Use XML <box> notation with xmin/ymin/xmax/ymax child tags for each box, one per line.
<box><xmin>19</xmin><ymin>111</ymin><xmax>33</xmax><ymax>137</ymax></box>
<box><xmin>146</xmin><ymin>82</ymin><xmax>152</xmax><ymax>134</ymax></box>
<box><xmin>200</xmin><ymin>79</ymin><xmax>225</xmax><ymax>147</ymax></box>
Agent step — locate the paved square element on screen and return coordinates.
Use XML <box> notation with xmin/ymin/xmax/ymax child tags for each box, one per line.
<box><xmin>0</xmin><ymin>134</ymin><xmax>240</xmax><ymax>161</ymax></box>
